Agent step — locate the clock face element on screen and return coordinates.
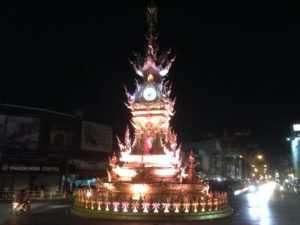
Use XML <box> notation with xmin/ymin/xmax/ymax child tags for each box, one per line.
<box><xmin>143</xmin><ymin>86</ymin><xmax>157</xmax><ymax>101</ymax></box>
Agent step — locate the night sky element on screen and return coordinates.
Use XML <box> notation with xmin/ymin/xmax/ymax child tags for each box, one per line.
<box><xmin>1</xmin><ymin>1</ymin><xmax>300</xmax><ymax>165</ymax></box>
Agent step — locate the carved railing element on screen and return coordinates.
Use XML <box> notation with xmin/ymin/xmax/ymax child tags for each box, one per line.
<box><xmin>74</xmin><ymin>189</ymin><xmax>229</xmax><ymax>214</ymax></box>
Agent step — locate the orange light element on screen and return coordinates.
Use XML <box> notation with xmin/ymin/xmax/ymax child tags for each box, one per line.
<box><xmin>131</xmin><ymin>184</ymin><xmax>148</xmax><ymax>200</ymax></box>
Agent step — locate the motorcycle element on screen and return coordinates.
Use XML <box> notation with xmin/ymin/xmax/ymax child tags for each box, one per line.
<box><xmin>12</xmin><ymin>199</ymin><xmax>31</xmax><ymax>215</ymax></box>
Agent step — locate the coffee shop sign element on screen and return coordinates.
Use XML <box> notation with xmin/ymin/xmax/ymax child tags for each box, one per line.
<box><xmin>7</xmin><ymin>165</ymin><xmax>60</xmax><ymax>172</ymax></box>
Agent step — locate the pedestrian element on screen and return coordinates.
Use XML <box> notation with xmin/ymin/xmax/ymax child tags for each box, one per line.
<box><xmin>4</xmin><ymin>185</ymin><xmax>9</xmax><ymax>199</ymax></box>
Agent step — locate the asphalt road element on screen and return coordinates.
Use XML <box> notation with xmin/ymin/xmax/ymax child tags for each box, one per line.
<box><xmin>1</xmin><ymin>189</ymin><xmax>300</xmax><ymax>225</ymax></box>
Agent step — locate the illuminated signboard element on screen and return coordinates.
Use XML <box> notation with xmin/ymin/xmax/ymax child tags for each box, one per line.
<box><xmin>293</xmin><ymin>124</ymin><xmax>300</xmax><ymax>132</ymax></box>
<box><xmin>0</xmin><ymin>164</ymin><xmax>60</xmax><ymax>173</ymax></box>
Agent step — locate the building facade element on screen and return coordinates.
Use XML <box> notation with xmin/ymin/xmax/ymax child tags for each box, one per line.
<box><xmin>288</xmin><ymin>124</ymin><xmax>300</xmax><ymax>181</ymax></box>
<box><xmin>182</xmin><ymin>139</ymin><xmax>223</xmax><ymax>179</ymax></box>
<box><xmin>183</xmin><ymin>139</ymin><xmax>246</xmax><ymax>179</ymax></box>
<box><xmin>0</xmin><ymin>104</ymin><xmax>112</xmax><ymax>193</ymax></box>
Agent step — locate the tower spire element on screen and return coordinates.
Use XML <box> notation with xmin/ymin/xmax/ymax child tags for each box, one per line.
<box><xmin>146</xmin><ymin>1</ymin><xmax>158</xmax><ymax>60</ymax></box>
<box><xmin>130</xmin><ymin>1</ymin><xmax>175</xmax><ymax>78</ymax></box>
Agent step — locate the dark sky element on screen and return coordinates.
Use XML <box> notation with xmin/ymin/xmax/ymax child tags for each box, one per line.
<box><xmin>1</xmin><ymin>1</ymin><xmax>300</xmax><ymax>164</ymax></box>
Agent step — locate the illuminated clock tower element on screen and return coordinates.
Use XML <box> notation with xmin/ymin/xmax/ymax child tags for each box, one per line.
<box><xmin>109</xmin><ymin>2</ymin><xmax>182</xmax><ymax>183</ymax></box>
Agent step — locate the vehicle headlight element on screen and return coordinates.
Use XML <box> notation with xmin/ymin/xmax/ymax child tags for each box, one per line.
<box><xmin>248</xmin><ymin>185</ymin><xmax>256</xmax><ymax>192</ymax></box>
<box><xmin>279</xmin><ymin>185</ymin><xmax>284</xmax><ymax>191</ymax></box>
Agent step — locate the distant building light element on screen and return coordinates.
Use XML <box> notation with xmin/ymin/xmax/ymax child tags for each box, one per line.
<box><xmin>293</xmin><ymin>124</ymin><xmax>300</xmax><ymax>131</ymax></box>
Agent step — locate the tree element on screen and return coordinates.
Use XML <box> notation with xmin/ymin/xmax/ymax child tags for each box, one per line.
<box><xmin>200</xmin><ymin>129</ymin><xmax>250</xmax><ymax>148</ymax></box>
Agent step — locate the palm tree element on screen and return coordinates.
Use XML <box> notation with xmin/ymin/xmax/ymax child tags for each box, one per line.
<box><xmin>200</xmin><ymin>129</ymin><xmax>251</xmax><ymax>148</ymax></box>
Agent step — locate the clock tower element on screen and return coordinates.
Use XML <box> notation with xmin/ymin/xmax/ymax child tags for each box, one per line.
<box><xmin>127</xmin><ymin>3</ymin><xmax>176</xmax><ymax>156</ymax></box>
<box><xmin>72</xmin><ymin>3</ymin><xmax>220</xmax><ymax>219</ymax></box>
<box><xmin>109</xmin><ymin>2</ymin><xmax>180</xmax><ymax>183</ymax></box>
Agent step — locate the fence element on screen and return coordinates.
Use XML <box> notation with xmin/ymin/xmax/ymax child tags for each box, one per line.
<box><xmin>0</xmin><ymin>190</ymin><xmax>68</xmax><ymax>200</ymax></box>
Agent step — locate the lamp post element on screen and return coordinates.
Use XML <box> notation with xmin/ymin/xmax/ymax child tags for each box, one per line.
<box><xmin>287</xmin><ymin>124</ymin><xmax>300</xmax><ymax>182</ymax></box>
<box><xmin>245</xmin><ymin>153</ymin><xmax>264</xmax><ymax>181</ymax></box>
<box><xmin>252</xmin><ymin>154</ymin><xmax>265</xmax><ymax>181</ymax></box>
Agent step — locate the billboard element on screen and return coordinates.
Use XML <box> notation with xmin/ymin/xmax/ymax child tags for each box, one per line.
<box><xmin>0</xmin><ymin>114</ymin><xmax>40</xmax><ymax>150</ymax></box>
<box><xmin>81</xmin><ymin>121</ymin><xmax>112</xmax><ymax>153</ymax></box>
<box><xmin>48</xmin><ymin>117</ymin><xmax>75</xmax><ymax>151</ymax></box>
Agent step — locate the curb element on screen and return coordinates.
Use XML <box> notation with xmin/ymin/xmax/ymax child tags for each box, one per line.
<box><xmin>70</xmin><ymin>206</ymin><xmax>233</xmax><ymax>221</ymax></box>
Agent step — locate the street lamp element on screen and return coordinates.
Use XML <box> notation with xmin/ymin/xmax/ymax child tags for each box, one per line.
<box><xmin>257</xmin><ymin>154</ymin><xmax>263</xmax><ymax>160</ymax></box>
<box><xmin>249</xmin><ymin>154</ymin><xmax>264</xmax><ymax>181</ymax></box>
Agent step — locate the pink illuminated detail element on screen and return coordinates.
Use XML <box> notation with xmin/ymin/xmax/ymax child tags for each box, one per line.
<box><xmin>120</xmin><ymin>155</ymin><xmax>176</xmax><ymax>167</ymax></box>
<box><xmin>144</xmin><ymin>135</ymin><xmax>153</xmax><ymax>154</ymax></box>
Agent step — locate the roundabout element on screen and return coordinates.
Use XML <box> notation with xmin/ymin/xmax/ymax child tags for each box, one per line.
<box><xmin>71</xmin><ymin>2</ymin><xmax>233</xmax><ymax>221</ymax></box>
